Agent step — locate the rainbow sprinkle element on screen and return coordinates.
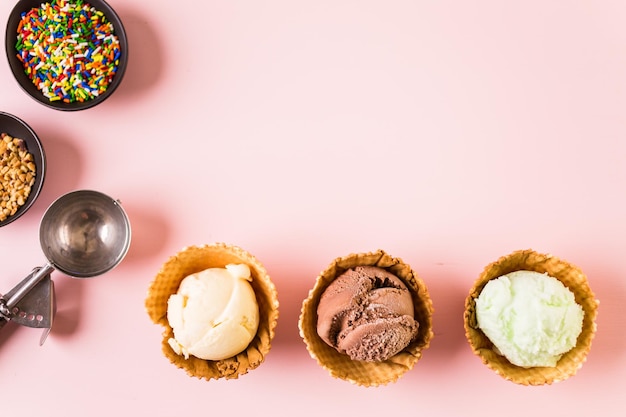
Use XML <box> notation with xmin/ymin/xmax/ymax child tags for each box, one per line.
<box><xmin>15</xmin><ymin>0</ymin><xmax>121</xmax><ymax>103</ymax></box>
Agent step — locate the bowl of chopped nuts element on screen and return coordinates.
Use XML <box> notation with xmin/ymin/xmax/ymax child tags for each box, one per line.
<box><xmin>5</xmin><ymin>0</ymin><xmax>128</xmax><ymax>111</ymax></box>
<box><xmin>0</xmin><ymin>111</ymin><xmax>46</xmax><ymax>226</ymax></box>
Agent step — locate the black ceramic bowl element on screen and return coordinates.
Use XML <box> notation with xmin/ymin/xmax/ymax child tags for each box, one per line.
<box><xmin>0</xmin><ymin>112</ymin><xmax>46</xmax><ymax>227</ymax></box>
<box><xmin>5</xmin><ymin>0</ymin><xmax>128</xmax><ymax>111</ymax></box>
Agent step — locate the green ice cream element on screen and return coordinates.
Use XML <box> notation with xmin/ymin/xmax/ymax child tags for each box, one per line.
<box><xmin>475</xmin><ymin>270</ymin><xmax>584</xmax><ymax>368</ymax></box>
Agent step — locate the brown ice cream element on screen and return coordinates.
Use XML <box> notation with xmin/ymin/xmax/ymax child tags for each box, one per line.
<box><xmin>316</xmin><ymin>266</ymin><xmax>419</xmax><ymax>362</ymax></box>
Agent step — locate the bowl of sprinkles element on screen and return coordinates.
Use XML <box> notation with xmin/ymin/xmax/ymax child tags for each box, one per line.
<box><xmin>0</xmin><ymin>112</ymin><xmax>46</xmax><ymax>227</ymax></box>
<box><xmin>5</xmin><ymin>0</ymin><xmax>128</xmax><ymax>111</ymax></box>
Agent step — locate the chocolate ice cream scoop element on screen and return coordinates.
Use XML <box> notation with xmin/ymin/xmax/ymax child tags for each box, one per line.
<box><xmin>316</xmin><ymin>266</ymin><xmax>419</xmax><ymax>362</ymax></box>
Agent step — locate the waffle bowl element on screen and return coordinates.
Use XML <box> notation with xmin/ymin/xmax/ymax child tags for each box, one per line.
<box><xmin>145</xmin><ymin>243</ymin><xmax>279</xmax><ymax>380</ymax></box>
<box><xmin>464</xmin><ymin>249</ymin><xmax>599</xmax><ymax>385</ymax></box>
<box><xmin>299</xmin><ymin>250</ymin><xmax>434</xmax><ymax>387</ymax></box>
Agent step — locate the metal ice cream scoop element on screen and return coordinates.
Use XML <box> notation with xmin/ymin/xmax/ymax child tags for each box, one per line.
<box><xmin>0</xmin><ymin>190</ymin><xmax>131</xmax><ymax>344</ymax></box>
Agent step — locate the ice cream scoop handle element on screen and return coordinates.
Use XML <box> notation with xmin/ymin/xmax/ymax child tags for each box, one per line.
<box><xmin>4</xmin><ymin>264</ymin><xmax>54</xmax><ymax>310</ymax></box>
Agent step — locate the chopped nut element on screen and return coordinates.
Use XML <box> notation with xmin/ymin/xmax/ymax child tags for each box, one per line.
<box><xmin>0</xmin><ymin>133</ymin><xmax>37</xmax><ymax>222</ymax></box>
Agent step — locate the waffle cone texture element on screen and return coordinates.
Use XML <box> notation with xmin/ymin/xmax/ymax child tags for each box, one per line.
<box><xmin>145</xmin><ymin>243</ymin><xmax>279</xmax><ymax>380</ymax></box>
<box><xmin>464</xmin><ymin>249</ymin><xmax>598</xmax><ymax>385</ymax></box>
<box><xmin>299</xmin><ymin>250</ymin><xmax>434</xmax><ymax>387</ymax></box>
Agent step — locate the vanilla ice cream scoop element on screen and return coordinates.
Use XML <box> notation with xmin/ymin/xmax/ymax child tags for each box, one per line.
<box><xmin>475</xmin><ymin>270</ymin><xmax>584</xmax><ymax>368</ymax></box>
<box><xmin>167</xmin><ymin>264</ymin><xmax>259</xmax><ymax>361</ymax></box>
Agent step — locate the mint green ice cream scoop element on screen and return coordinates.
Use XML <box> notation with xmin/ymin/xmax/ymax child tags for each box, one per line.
<box><xmin>475</xmin><ymin>270</ymin><xmax>584</xmax><ymax>368</ymax></box>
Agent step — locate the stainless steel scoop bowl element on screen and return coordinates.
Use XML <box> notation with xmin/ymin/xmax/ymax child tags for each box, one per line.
<box><xmin>0</xmin><ymin>190</ymin><xmax>131</xmax><ymax>336</ymax></box>
<box><xmin>38</xmin><ymin>190</ymin><xmax>131</xmax><ymax>278</ymax></box>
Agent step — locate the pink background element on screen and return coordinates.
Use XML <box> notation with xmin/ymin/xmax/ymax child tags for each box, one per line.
<box><xmin>1</xmin><ymin>0</ymin><xmax>625</xmax><ymax>415</ymax></box>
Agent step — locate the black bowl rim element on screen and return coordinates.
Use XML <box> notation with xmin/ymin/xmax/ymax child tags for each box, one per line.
<box><xmin>0</xmin><ymin>111</ymin><xmax>47</xmax><ymax>227</ymax></box>
<box><xmin>5</xmin><ymin>0</ymin><xmax>128</xmax><ymax>111</ymax></box>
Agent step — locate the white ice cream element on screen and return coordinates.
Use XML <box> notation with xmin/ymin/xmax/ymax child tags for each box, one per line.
<box><xmin>167</xmin><ymin>264</ymin><xmax>259</xmax><ymax>361</ymax></box>
<box><xmin>475</xmin><ymin>270</ymin><xmax>584</xmax><ymax>368</ymax></box>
